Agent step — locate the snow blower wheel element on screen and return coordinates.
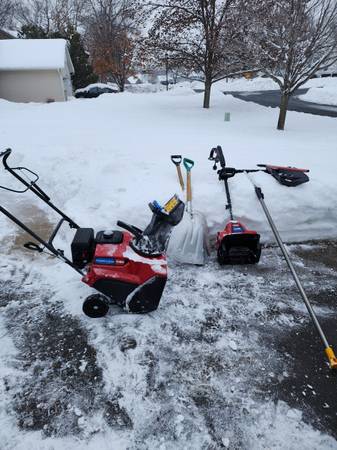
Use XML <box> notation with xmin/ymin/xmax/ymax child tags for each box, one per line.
<box><xmin>83</xmin><ymin>294</ymin><xmax>110</xmax><ymax>318</ymax></box>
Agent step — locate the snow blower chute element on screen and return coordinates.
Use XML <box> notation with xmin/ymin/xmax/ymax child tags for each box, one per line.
<box><xmin>208</xmin><ymin>146</ymin><xmax>261</xmax><ymax>265</ymax></box>
<box><xmin>0</xmin><ymin>149</ymin><xmax>184</xmax><ymax>318</ymax></box>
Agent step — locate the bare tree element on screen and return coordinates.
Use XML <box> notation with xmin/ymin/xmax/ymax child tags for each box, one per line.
<box><xmin>16</xmin><ymin>0</ymin><xmax>90</xmax><ymax>33</ymax></box>
<box><xmin>145</xmin><ymin>0</ymin><xmax>252</xmax><ymax>108</ymax></box>
<box><xmin>0</xmin><ymin>0</ymin><xmax>16</xmax><ymax>29</ymax></box>
<box><xmin>86</xmin><ymin>0</ymin><xmax>142</xmax><ymax>91</ymax></box>
<box><xmin>249</xmin><ymin>0</ymin><xmax>337</xmax><ymax>130</ymax></box>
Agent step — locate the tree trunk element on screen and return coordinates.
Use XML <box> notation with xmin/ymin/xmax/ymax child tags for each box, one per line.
<box><xmin>203</xmin><ymin>78</ymin><xmax>212</xmax><ymax>109</ymax></box>
<box><xmin>277</xmin><ymin>92</ymin><xmax>290</xmax><ymax>130</ymax></box>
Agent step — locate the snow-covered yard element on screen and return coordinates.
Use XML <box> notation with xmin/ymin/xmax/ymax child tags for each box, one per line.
<box><xmin>1</xmin><ymin>84</ymin><xmax>337</xmax><ymax>242</ymax></box>
<box><xmin>1</xmin><ymin>85</ymin><xmax>337</xmax><ymax>449</ymax></box>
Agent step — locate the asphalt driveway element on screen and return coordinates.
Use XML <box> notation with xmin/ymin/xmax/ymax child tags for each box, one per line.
<box><xmin>223</xmin><ymin>89</ymin><xmax>337</xmax><ymax>118</ymax></box>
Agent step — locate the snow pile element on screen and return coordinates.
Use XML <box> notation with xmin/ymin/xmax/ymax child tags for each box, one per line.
<box><xmin>304</xmin><ymin>76</ymin><xmax>337</xmax><ymax>89</ymax></box>
<box><xmin>125</xmin><ymin>83</ymin><xmax>164</xmax><ymax>93</ymax></box>
<box><xmin>191</xmin><ymin>80</ymin><xmax>204</xmax><ymax>90</ymax></box>
<box><xmin>190</xmin><ymin>76</ymin><xmax>281</xmax><ymax>92</ymax></box>
<box><xmin>165</xmin><ymin>82</ymin><xmax>196</xmax><ymax>96</ymax></box>
<box><xmin>213</xmin><ymin>74</ymin><xmax>337</xmax><ymax>94</ymax></box>
<box><xmin>0</xmin><ymin>87</ymin><xmax>336</xmax><ymax>243</ymax></box>
<box><xmin>299</xmin><ymin>85</ymin><xmax>337</xmax><ymax>106</ymax></box>
<box><xmin>214</xmin><ymin>76</ymin><xmax>280</xmax><ymax>91</ymax></box>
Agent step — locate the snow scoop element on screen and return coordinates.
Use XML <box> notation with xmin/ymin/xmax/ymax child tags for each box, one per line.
<box><xmin>247</xmin><ymin>173</ymin><xmax>337</xmax><ymax>370</ymax></box>
<box><xmin>257</xmin><ymin>164</ymin><xmax>309</xmax><ymax>187</ymax></box>
<box><xmin>171</xmin><ymin>155</ymin><xmax>185</xmax><ymax>191</ymax></box>
<box><xmin>167</xmin><ymin>158</ymin><xmax>209</xmax><ymax>265</ymax></box>
<box><xmin>209</xmin><ymin>146</ymin><xmax>261</xmax><ymax>265</ymax></box>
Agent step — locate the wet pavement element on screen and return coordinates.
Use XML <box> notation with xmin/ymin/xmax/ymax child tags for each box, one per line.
<box><xmin>1</xmin><ymin>237</ymin><xmax>337</xmax><ymax>448</ymax></box>
<box><xmin>223</xmin><ymin>89</ymin><xmax>337</xmax><ymax>118</ymax></box>
<box><xmin>273</xmin><ymin>241</ymin><xmax>337</xmax><ymax>439</ymax></box>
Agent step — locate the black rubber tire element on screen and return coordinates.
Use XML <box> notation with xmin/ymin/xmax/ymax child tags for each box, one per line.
<box><xmin>253</xmin><ymin>243</ymin><xmax>262</xmax><ymax>264</ymax></box>
<box><xmin>217</xmin><ymin>247</ymin><xmax>228</xmax><ymax>265</ymax></box>
<box><xmin>82</xmin><ymin>294</ymin><xmax>109</xmax><ymax>318</ymax></box>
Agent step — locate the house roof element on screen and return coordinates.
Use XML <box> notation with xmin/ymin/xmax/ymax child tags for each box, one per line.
<box><xmin>0</xmin><ymin>39</ymin><xmax>74</xmax><ymax>72</ymax></box>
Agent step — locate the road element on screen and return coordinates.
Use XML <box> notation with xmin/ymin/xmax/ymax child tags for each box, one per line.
<box><xmin>223</xmin><ymin>88</ymin><xmax>337</xmax><ymax>118</ymax></box>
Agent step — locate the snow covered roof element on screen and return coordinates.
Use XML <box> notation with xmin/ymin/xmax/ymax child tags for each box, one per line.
<box><xmin>0</xmin><ymin>39</ymin><xmax>74</xmax><ymax>73</ymax></box>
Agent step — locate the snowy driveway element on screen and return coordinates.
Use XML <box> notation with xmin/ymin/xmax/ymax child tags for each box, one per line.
<box><xmin>1</xmin><ymin>242</ymin><xmax>337</xmax><ymax>449</ymax></box>
<box><xmin>0</xmin><ymin>87</ymin><xmax>337</xmax><ymax>448</ymax></box>
<box><xmin>224</xmin><ymin>89</ymin><xmax>337</xmax><ymax>118</ymax></box>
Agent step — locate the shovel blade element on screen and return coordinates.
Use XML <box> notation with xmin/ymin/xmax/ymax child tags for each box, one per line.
<box><xmin>167</xmin><ymin>212</ymin><xmax>208</xmax><ymax>265</ymax></box>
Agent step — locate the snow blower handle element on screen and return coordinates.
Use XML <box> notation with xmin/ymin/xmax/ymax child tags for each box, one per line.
<box><xmin>0</xmin><ymin>148</ymin><xmax>11</xmax><ymax>165</ymax></box>
<box><xmin>208</xmin><ymin>146</ymin><xmax>226</xmax><ymax>169</ymax></box>
<box><xmin>171</xmin><ymin>155</ymin><xmax>185</xmax><ymax>191</ymax></box>
<box><xmin>117</xmin><ymin>221</ymin><xmax>143</xmax><ymax>239</ymax></box>
<box><xmin>183</xmin><ymin>158</ymin><xmax>194</xmax><ymax>207</ymax></box>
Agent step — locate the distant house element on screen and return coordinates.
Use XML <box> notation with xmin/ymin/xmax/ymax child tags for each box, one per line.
<box><xmin>0</xmin><ymin>39</ymin><xmax>74</xmax><ymax>103</ymax></box>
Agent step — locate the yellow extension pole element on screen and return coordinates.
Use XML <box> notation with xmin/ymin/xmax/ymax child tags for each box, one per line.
<box><xmin>250</xmin><ymin>177</ymin><xmax>337</xmax><ymax>369</ymax></box>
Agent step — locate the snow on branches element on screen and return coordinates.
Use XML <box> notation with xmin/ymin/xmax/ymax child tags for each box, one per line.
<box><xmin>144</xmin><ymin>0</ymin><xmax>251</xmax><ymax>108</ymax></box>
<box><xmin>248</xmin><ymin>0</ymin><xmax>337</xmax><ymax>129</ymax></box>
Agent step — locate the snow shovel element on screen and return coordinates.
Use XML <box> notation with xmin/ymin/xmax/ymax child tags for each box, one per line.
<box><xmin>167</xmin><ymin>158</ymin><xmax>209</xmax><ymax>265</ymax></box>
<box><xmin>171</xmin><ymin>155</ymin><xmax>185</xmax><ymax>191</ymax></box>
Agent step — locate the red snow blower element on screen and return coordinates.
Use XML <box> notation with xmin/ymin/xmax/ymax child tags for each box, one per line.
<box><xmin>209</xmin><ymin>146</ymin><xmax>261</xmax><ymax>265</ymax></box>
<box><xmin>0</xmin><ymin>149</ymin><xmax>184</xmax><ymax>318</ymax></box>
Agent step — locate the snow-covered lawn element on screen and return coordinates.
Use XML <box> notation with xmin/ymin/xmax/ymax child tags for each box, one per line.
<box><xmin>0</xmin><ymin>86</ymin><xmax>337</xmax><ymax>449</ymax></box>
<box><xmin>1</xmin><ymin>84</ymin><xmax>337</xmax><ymax>243</ymax></box>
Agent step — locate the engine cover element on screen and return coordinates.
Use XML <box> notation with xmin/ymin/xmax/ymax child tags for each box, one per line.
<box><xmin>82</xmin><ymin>231</ymin><xmax>168</xmax><ymax>313</ymax></box>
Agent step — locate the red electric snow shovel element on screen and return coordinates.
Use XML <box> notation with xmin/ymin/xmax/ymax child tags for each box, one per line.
<box><xmin>168</xmin><ymin>158</ymin><xmax>209</xmax><ymax>265</ymax></box>
<box><xmin>209</xmin><ymin>146</ymin><xmax>261</xmax><ymax>265</ymax></box>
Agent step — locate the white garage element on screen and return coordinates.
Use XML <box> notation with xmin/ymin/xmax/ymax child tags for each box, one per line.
<box><xmin>0</xmin><ymin>39</ymin><xmax>74</xmax><ymax>103</ymax></box>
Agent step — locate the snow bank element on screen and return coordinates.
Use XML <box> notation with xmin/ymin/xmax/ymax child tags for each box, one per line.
<box><xmin>190</xmin><ymin>76</ymin><xmax>281</xmax><ymax>92</ymax></box>
<box><xmin>214</xmin><ymin>76</ymin><xmax>280</xmax><ymax>91</ymax></box>
<box><xmin>165</xmin><ymin>82</ymin><xmax>196</xmax><ymax>96</ymax></box>
<box><xmin>214</xmin><ymin>74</ymin><xmax>337</xmax><ymax>93</ymax></box>
<box><xmin>299</xmin><ymin>85</ymin><xmax>337</xmax><ymax>106</ymax></box>
<box><xmin>0</xmin><ymin>86</ymin><xmax>336</xmax><ymax>244</ymax></box>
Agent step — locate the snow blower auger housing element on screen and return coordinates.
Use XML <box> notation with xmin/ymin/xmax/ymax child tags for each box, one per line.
<box><xmin>0</xmin><ymin>149</ymin><xmax>184</xmax><ymax>318</ymax></box>
<box><xmin>209</xmin><ymin>146</ymin><xmax>261</xmax><ymax>265</ymax></box>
